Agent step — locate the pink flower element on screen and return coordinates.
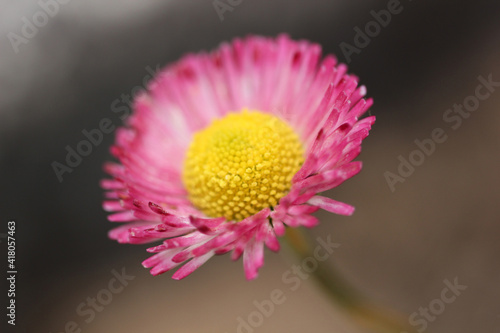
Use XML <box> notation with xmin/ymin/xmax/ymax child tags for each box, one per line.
<box><xmin>102</xmin><ymin>35</ymin><xmax>374</xmax><ymax>280</ymax></box>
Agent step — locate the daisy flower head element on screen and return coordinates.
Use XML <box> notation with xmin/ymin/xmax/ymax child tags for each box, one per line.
<box><xmin>102</xmin><ymin>35</ymin><xmax>375</xmax><ymax>280</ymax></box>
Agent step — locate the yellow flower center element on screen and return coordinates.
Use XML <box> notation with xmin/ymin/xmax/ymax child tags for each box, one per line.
<box><xmin>183</xmin><ymin>110</ymin><xmax>304</xmax><ymax>221</ymax></box>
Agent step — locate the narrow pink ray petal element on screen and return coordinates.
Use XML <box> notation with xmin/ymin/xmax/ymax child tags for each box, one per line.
<box><xmin>243</xmin><ymin>239</ymin><xmax>264</xmax><ymax>280</ymax></box>
<box><xmin>308</xmin><ymin>196</ymin><xmax>355</xmax><ymax>216</ymax></box>
<box><xmin>108</xmin><ymin>221</ymin><xmax>152</xmax><ymax>244</ymax></box>
<box><xmin>189</xmin><ymin>216</ymin><xmax>226</xmax><ymax>235</ymax></box>
<box><xmin>102</xmin><ymin>200</ymin><xmax>123</xmax><ymax>212</ymax></box>
<box><xmin>172</xmin><ymin>251</ymin><xmax>216</xmax><ymax>280</ymax></box>
<box><xmin>142</xmin><ymin>249</ymin><xmax>184</xmax><ymax>276</ymax></box>
<box><xmin>102</xmin><ymin>35</ymin><xmax>375</xmax><ymax>280</ymax></box>
<box><xmin>107</xmin><ymin>211</ymin><xmax>136</xmax><ymax>222</ymax></box>
<box><xmin>287</xmin><ymin>204</ymin><xmax>320</xmax><ymax>216</ymax></box>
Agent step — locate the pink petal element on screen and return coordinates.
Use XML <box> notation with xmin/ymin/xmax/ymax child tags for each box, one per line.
<box><xmin>172</xmin><ymin>251</ymin><xmax>215</xmax><ymax>280</ymax></box>
<box><xmin>243</xmin><ymin>239</ymin><xmax>264</xmax><ymax>280</ymax></box>
<box><xmin>142</xmin><ymin>249</ymin><xmax>183</xmax><ymax>276</ymax></box>
<box><xmin>308</xmin><ymin>196</ymin><xmax>355</xmax><ymax>216</ymax></box>
<box><xmin>107</xmin><ymin>211</ymin><xmax>136</xmax><ymax>222</ymax></box>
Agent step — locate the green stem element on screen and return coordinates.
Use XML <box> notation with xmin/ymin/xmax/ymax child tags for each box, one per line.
<box><xmin>283</xmin><ymin>228</ymin><xmax>419</xmax><ymax>333</ymax></box>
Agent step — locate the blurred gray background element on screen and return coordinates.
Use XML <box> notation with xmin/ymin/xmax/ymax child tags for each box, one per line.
<box><xmin>1</xmin><ymin>0</ymin><xmax>500</xmax><ymax>332</ymax></box>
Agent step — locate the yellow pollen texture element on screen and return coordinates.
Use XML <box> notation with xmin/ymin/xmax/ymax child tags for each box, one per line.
<box><xmin>183</xmin><ymin>110</ymin><xmax>304</xmax><ymax>222</ymax></box>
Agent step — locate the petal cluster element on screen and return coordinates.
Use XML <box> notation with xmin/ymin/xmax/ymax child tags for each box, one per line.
<box><xmin>102</xmin><ymin>35</ymin><xmax>374</xmax><ymax>280</ymax></box>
